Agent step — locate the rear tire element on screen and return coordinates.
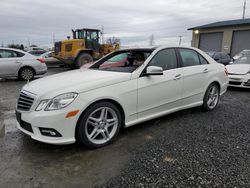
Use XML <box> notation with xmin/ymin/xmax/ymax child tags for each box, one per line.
<box><xmin>202</xmin><ymin>83</ymin><xmax>220</xmax><ymax>111</ymax></box>
<box><xmin>76</xmin><ymin>102</ymin><xmax>122</xmax><ymax>148</ymax></box>
<box><xmin>18</xmin><ymin>67</ymin><xmax>35</xmax><ymax>81</ymax></box>
<box><xmin>75</xmin><ymin>53</ymin><xmax>93</xmax><ymax>69</ymax></box>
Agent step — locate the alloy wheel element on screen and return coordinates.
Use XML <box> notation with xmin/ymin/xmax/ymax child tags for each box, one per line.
<box><xmin>21</xmin><ymin>68</ymin><xmax>34</xmax><ymax>80</ymax></box>
<box><xmin>207</xmin><ymin>86</ymin><xmax>219</xmax><ymax>109</ymax></box>
<box><xmin>85</xmin><ymin>107</ymin><xmax>118</xmax><ymax>145</ymax></box>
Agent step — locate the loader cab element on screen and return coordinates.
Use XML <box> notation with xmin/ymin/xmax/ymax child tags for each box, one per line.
<box><xmin>72</xmin><ymin>28</ymin><xmax>101</xmax><ymax>52</ymax></box>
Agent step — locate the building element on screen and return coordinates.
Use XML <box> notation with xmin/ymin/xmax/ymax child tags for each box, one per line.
<box><xmin>188</xmin><ymin>18</ymin><xmax>250</xmax><ymax>57</ymax></box>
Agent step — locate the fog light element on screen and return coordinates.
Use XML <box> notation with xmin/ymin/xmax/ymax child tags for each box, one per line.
<box><xmin>39</xmin><ymin>128</ymin><xmax>62</xmax><ymax>137</ymax></box>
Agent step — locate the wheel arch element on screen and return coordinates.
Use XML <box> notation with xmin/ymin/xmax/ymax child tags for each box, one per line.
<box><xmin>203</xmin><ymin>80</ymin><xmax>221</xmax><ymax>100</ymax></box>
<box><xmin>75</xmin><ymin>98</ymin><xmax>126</xmax><ymax>138</ymax></box>
<box><xmin>75</xmin><ymin>50</ymin><xmax>93</xmax><ymax>61</ymax></box>
<box><xmin>18</xmin><ymin>65</ymin><xmax>36</xmax><ymax>76</ymax></box>
<box><xmin>208</xmin><ymin>81</ymin><xmax>221</xmax><ymax>92</ymax></box>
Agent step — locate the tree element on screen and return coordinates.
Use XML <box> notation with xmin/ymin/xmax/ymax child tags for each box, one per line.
<box><xmin>106</xmin><ymin>37</ymin><xmax>120</xmax><ymax>46</ymax></box>
<box><xmin>149</xmin><ymin>34</ymin><xmax>155</xmax><ymax>46</ymax></box>
<box><xmin>20</xmin><ymin>44</ymin><xmax>24</xmax><ymax>50</ymax></box>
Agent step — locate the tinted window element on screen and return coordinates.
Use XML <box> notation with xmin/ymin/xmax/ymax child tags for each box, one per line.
<box><xmin>199</xmin><ymin>55</ymin><xmax>209</xmax><ymax>65</ymax></box>
<box><xmin>149</xmin><ymin>49</ymin><xmax>177</xmax><ymax>70</ymax></box>
<box><xmin>0</xmin><ymin>50</ymin><xmax>24</xmax><ymax>58</ymax></box>
<box><xmin>179</xmin><ymin>49</ymin><xmax>200</xmax><ymax>67</ymax></box>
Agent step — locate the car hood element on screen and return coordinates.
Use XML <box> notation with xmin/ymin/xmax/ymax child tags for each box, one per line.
<box><xmin>226</xmin><ymin>64</ymin><xmax>250</xmax><ymax>75</ymax></box>
<box><xmin>23</xmin><ymin>69</ymin><xmax>131</xmax><ymax>97</ymax></box>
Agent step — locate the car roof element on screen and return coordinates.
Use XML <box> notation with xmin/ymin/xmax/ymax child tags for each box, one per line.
<box><xmin>28</xmin><ymin>50</ymin><xmax>47</xmax><ymax>52</ymax></box>
<box><xmin>116</xmin><ymin>47</ymin><xmax>156</xmax><ymax>52</ymax></box>
<box><xmin>0</xmin><ymin>47</ymin><xmax>27</xmax><ymax>53</ymax></box>
<box><xmin>116</xmin><ymin>46</ymin><xmax>204</xmax><ymax>52</ymax></box>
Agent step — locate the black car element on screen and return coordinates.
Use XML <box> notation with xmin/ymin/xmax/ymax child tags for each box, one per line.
<box><xmin>206</xmin><ymin>52</ymin><xmax>231</xmax><ymax>65</ymax></box>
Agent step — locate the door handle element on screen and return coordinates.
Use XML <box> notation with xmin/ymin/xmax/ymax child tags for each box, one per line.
<box><xmin>203</xmin><ymin>68</ymin><xmax>209</xmax><ymax>73</ymax></box>
<box><xmin>173</xmin><ymin>74</ymin><xmax>182</xmax><ymax>80</ymax></box>
<box><xmin>15</xmin><ymin>61</ymin><xmax>20</xmax><ymax>63</ymax></box>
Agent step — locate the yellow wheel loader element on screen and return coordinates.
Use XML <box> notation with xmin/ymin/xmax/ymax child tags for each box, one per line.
<box><xmin>53</xmin><ymin>28</ymin><xmax>119</xmax><ymax>68</ymax></box>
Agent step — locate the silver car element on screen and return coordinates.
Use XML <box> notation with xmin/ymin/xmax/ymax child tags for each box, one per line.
<box><xmin>0</xmin><ymin>48</ymin><xmax>47</xmax><ymax>80</ymax></box>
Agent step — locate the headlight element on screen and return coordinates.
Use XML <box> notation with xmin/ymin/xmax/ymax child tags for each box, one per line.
<box><xmin>35</xmin><ymin>92</ymin><xmax>78</xmax><ymax>111</ymax></box>
<box><xmin>35</xmin><ymin>99</ymin><xmax>50</xmax><ymax>111</ymax></box>
<box><xmin>45</xmin><ymin>92</ymin><xmax>78</xmax><ymax>111</ymax></box>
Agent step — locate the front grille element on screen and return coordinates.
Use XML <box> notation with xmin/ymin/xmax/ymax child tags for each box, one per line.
<box><xmin>65</xmin><ymin>44</ymin><xmax>72</xmax><ymax>52</ymax></box>
<box><xmin>229</xmin><ymin>81</ymin><xmax>242</xmax><ymax>86</ymax></box>
<box><xmin>54</xmin><ymin>41</ymin><xmax>61</xmax><ymax>55</ymax></box>
<box><xmin>17</xmin><ymin>90</ymin><xmax>35</xmax><ymax>111</ymax></box>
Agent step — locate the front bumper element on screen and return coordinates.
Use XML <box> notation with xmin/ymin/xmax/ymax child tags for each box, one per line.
<box><xmin>16</xmin><ymin>108</ymin><xmax>77</xmax><ymax>145</ymax></box>
<box><xmin>228</xmin><ymin>74</ymin><xmax>250</xmax><ymax>88</ymax></box>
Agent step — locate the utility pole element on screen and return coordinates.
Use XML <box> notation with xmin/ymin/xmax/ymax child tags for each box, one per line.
<box><xmin>179</xmin><ymin>36</ymin><xmax>182</xmax><ymax>46</ymax></box>
<box><xmin>101</xmin><ymin>25</ymin><xmax>104</xmax><ymax>44</ymax></box>
<box><xmin>27</xmin><ymin>38</ymin><xmax>30</xmax><ymax>48</ymax></box>
<box><xmin>243</xmin><ymin>0</ymin><xmax>246</xmax><ymax>19</ymax></box>
<box><xmin>53</xmin><ymin>33</ymin><xmax>55</xmax><ymax>44</ymax></box>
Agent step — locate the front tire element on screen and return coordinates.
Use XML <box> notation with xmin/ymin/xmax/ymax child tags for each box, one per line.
<box><xmin>75</xmin><ymin>53</ymin><xmax>93</xmax><ymax>69</ymax></box>
<box><xmin>203</xmin><ymin>83</ymin><xmax>220</xmax><ymax>111</ymax></box>
<box><xmin>18</xmin><ymin>67</ymin><xmax>35</xmax><ymax>81</ymax></box>
<box><xmin>76</xmin><ymin>102</ymin><xmax>122</xmax><ymax>148</ymax></box>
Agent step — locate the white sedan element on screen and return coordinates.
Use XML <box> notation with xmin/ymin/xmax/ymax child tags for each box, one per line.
<box><xmin>0</xmin><ymin>48</ymin><xmax>47</xmax><ymax>80</ymax></box>
<box><xmin>226</xmin><ymin>55</ymin><xmax>250</xmax><ymax>88</ymax></box>
<box><xmin>16</xmin><ymin>46</ymin><xmax>228</xmax><ymax>148</ymax></box>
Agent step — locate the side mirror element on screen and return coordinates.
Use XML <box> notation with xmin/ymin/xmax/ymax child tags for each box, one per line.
<box><xmin>145</xmin><ymin>66</ymin><xmax>163</xmax><ymax>76</ymax></box>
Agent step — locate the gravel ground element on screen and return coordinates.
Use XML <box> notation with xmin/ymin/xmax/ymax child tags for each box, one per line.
<box><xmin>0</xmin><ymin>69</ymin><xmax>249</xmax><ymax>187</ymax></box>
<box><xmin>102</xmin><ymin>88</ymin><xmax>250</xmax><ymax>188</ymax></box>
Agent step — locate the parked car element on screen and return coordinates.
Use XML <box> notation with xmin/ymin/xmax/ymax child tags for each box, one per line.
<box><xmin>233</xmin><ymin>49</ymin><xmax>250</xmax><ymax>60</ymax></box>
<box><xmin>16</xmin><ymin>46</ymin><xmax>228</xmax><ymax>148</ymax></box>
<box><xmin>206</xmin><ymin>51</ymin><xmax>231</xmax><ymax>65</ymax></box>
<box><xmin>226</xmin><ymin>55</ymin><xmax>250</xmax><ymax>88</ymax></box>
<box><xmin>28</xmin><ymin>50</ymin><xmax>47</xmax><ymax>56</ymax></box>
<box><xmin>0</xmin><ymin>48</ymin><xmax>47</xmax><ymax>80</ymax></box>
<box><xmin>39</xmin><ymin>51</ymin><xmax>63</xmax><ymax>67</ymax></box>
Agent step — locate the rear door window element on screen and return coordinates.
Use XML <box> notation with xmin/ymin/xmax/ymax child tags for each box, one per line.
<box><xmin>148</xmin><ymin>48</ymin><xmax>178</xmax><ymax>70</ymax></box>
<box><xmin>0</xmin><ymin>50</ymin><xmax>23</xmax><ymax>58</ymax></box>
<box><xmin>179</xmin><ymin>49</ymin><xmax>200</xmax><ymax>67</ymax></box>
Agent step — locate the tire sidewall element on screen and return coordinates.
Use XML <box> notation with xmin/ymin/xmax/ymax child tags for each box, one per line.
<box><xmin>76</xmin><ymin>102</ymin><xmax>122</xmax><ymax>148</ymax></box>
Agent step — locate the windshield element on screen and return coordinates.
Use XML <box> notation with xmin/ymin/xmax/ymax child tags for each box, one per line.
<box><xmin>90</xmin><ymin>50</ymin><xmax>153</xmax><ymax>73</ymax></box>
<box><xmin>234</xmin><ymin>56</ymin><xmax>250</xmax><ymax>64</ymax></box>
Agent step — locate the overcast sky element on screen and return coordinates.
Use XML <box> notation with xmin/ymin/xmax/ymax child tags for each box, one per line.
<box><xmin>0</xmin><ymin>0</ymin><xmax>249</xmax><ymax>47</ymax></box>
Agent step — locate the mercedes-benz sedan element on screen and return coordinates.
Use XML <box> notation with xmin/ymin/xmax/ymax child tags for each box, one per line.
<box><xmin>16</xmin><ymin>46</ymin><xmax>228</xmax><ymax>148</ymax></box>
